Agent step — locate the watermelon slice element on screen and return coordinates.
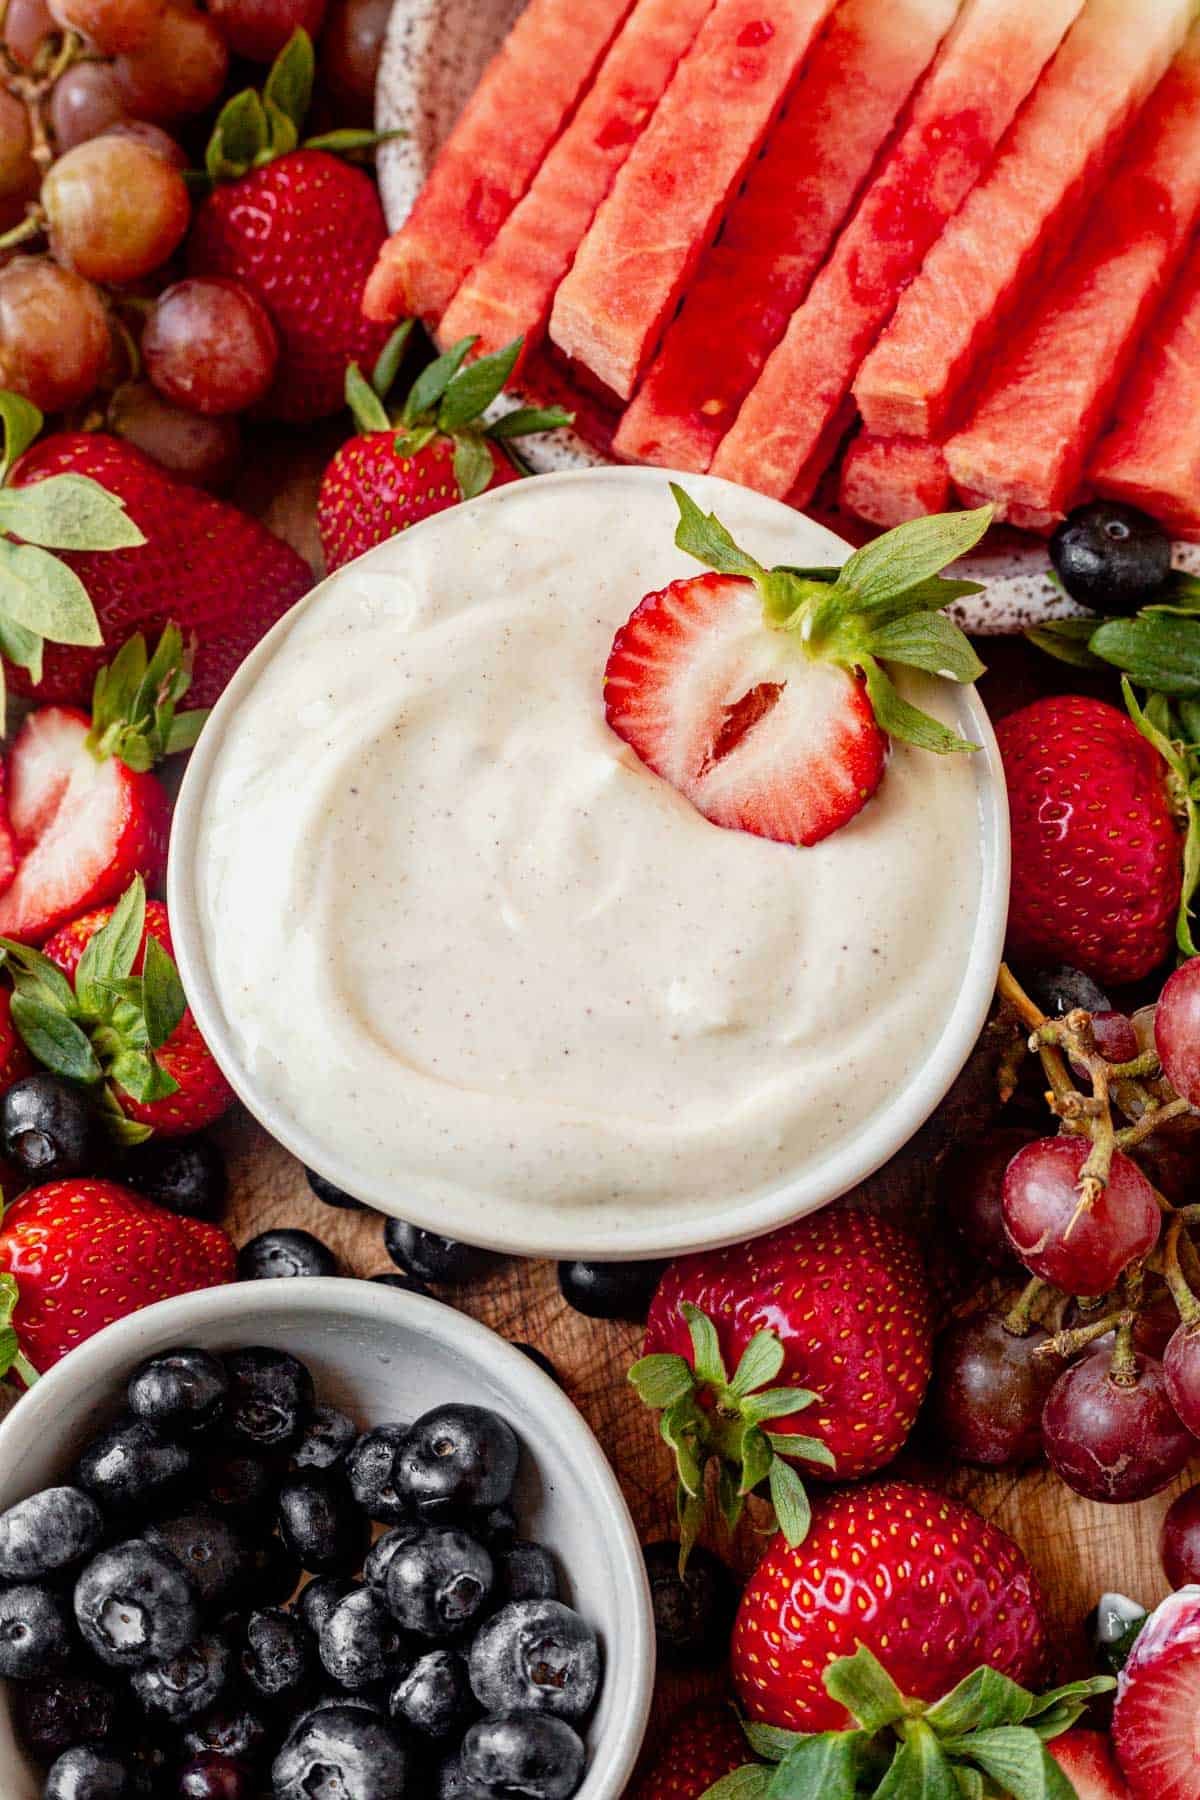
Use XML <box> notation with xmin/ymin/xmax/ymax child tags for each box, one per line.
<box><xmin>611</xmin><ymin>0</ymin><xmax>959</xmax><ymax>473</ymax></box>
<box><xmin>1090</xmin><ymin>254</ymin><xmax>1200</xmax><ymax>539</ymax></box>
<box><xmin>547</xmin><ymin>0</ymin><xmax>839</xmax><ymax>402</ymax></box>
<box><xmin>839</xmin><ymin>432</ymin><xmax>951</xmax><ymax>527</ymax></box>
<box><xmin>946</xmin><ymin>23</ymin><xmax>1200</xmax><ymax>531</ymax></box>
<box><xmin>854</xmin><ymin>0</ymin><xmax>1193</xmax><ymax>441</ymax></box>
<box><xmin>437</xmin><ymin>0</ymin><xmax>717</xmax><ymax>368</ymax></box>
<box><xmin>362</xmin><ymin>0</ymin><xmax>636</xmax><ymax>327</ymax></box>
<box><xmin>707</xmin><ymin>0</ymin><xmax>1085</xmax><ymax>504</ymax></box>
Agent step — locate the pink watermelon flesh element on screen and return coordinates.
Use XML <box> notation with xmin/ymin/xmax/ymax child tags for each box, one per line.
<box><xmin>437</xmin><ymin>0</ymin><xmax>717</xmax><ymax>367</ymax></box>
<box><xmin>362</xmin><ymin>0</ymin><xmax>636</xmax><ymax>327</ymax></box>
<box><xmin>1090</xmin><ymin>253</ymin><xmax>1200</xmax><ymax>539</ymax></box>
<box><xmin>946</xmin><ymin>22</ymin><xmax>1200</xmax><ymax>531</ymax></box>
<box><xmin>708</xmin><ymin>0</ymin><xmax>1086</xmax><ymax>504</ymax></box>
<box><xmin>547</xmin><ymin>0</ymin><xmax>839</xmax><ymax>402</ymax></box>
<box><xmin>839</xmin><ymin>431</ymin><xmax>951</xmax><ymax>527</ymax></box>
<box><xmin>611</xmin><ymin>0</ymin><xmax>959</xmax><ymax>473</ymax></box>
<box><xmin>854</xmin><ymin>0</ymin><xmax>1194</xmax><ymax>441</ymax></box>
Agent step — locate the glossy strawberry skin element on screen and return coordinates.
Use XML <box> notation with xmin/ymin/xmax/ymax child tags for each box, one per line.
<box><xmin>0</xmin><ymin>989</ymin><xmax>34</xmax><ymax>1094</ymax></box>
<box><xmin>629</xmin><ymin>1705</ymin><xmax>748</xmax><ymax>1800</ymax></box>
<box><xmin>189</xmin><ymin>149</ymin><xmax>390</xmax><ymax>423</ymax></box>
<box><xmin>317</xmin><ymin>430</ymin><xmax>520</xmax><ymax>572</ymax></box>
<box><xmin>733</xmin><ymin>1480</ymin><xmax>1049</xmax><ymax>1732</ymax></box>
<box><xmin>10</xmin><ymin>434</ymin><xmax>312</xmax><ymax>708</ymax></box>
<box><xmin>997</xmin><ymin>696</ymin><xmax>1182</xmax><ymax>987</ymax></box>
<box><xmin>645</xmin><ymin>1209</ymin><xmax>932</xmax><ymax>1480</ymax></box>
<box><xmin>0</xmin><ymin>1178</ymin><xmax>236</xmax><ymax>1371</ymax></box>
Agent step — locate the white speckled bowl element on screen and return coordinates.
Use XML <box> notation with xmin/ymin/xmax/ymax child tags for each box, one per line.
<box><xmin>0</xmin><ymin>1279</ymin><xmax>654</xmax><ymax>1799</ymax></box>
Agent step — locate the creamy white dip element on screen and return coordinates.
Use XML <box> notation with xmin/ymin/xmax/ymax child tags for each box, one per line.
<box><xmin>186</xmin><ymin>470</ymin><xmax>993</xmax><ymax>1250</ymax></box>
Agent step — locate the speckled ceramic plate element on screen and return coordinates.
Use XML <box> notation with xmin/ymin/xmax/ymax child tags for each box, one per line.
<box><xmin>373</xmin><ymin>0</ymin><xmax>1199</xmax><ymax>632</ymax></box>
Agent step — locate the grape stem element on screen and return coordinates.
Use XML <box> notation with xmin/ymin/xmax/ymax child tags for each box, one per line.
<box><xmin>1041</xmin><ymin>1309</ymin><xmax>1124</xmax><ymax>1360</ymax></box>
<box><xmin>1163</xmin><ymin>1217</ymin><xmax>1200</xmax><ymax>1329</ymax></box>
<box><xmin>1002</xmin><ymin>1276</ymin><xmax>1045</xmax><ymax>1338</ymax></box>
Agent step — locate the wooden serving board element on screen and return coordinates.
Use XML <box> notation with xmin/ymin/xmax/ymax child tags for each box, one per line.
<box><xmin>225</xmin><ymin>426</ymin><xmax>1189</xmax><ymax>1769</ymax></box>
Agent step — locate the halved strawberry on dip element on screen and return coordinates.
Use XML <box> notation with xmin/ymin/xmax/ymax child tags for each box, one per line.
<box><xmin>604</xmin><ymin>486</ymin><xmax>992</xmax><ymax>846</ymax></box>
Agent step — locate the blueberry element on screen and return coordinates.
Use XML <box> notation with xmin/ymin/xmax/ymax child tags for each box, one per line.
<box><xmin>179</xmin><ymin>1698</ymin><xmax>271</xmax><ymax>1765</ymax></box>
<box><xmin>237</xmin><ymin>1228</ymin><xmax>338</xmax><ymax>1281</ymax></box>
<box><xmin>129</xmin><ymin>1628</ymin><xmax>232</xmax><ymax>1725</ymax></box>
<box><xmin>75</xmin><ymin>1415</ymin><xmax>191</xmax><ymax>1515</ymax></box>
<box><xmin>363</xmin><ymin>1526</ymin><xmax>421</xmax><ymax>1592</ymax></box>
<box><xmin>512</xmin><ymin>1343</ymin><xmax>559</xmax><ymax>1384</ymax></box>
<box><xmin>1023</xmin><ymin>964</ymin><xmax>1111</xmax><ymax>1019</ymax></box>
<box><xmin>144</xmin><ymin>1510</ymin><xmax>250</xmax><ymax>1612</ymax></box>
<box><xmin>319</xmin><ymin>1586</ymin><xmax>407</xmax><ymax>1690</ymax></box>
<box><xmin>642</xmin><ymin>1541</ymin><xmax>739</xmax><ymax>1667</ymax></box>
<box><xmin>306</xmin><ymin>1167</ymin><xmax>369</xmax><ymax>1211</ymax></box>
<box><xmin>178</xmin><ymin>1756</ymin><xmax>256</xmax><ymax>1800</ymax></box>
<box><xmin>345</xmin><ymin>1423</ymin><xmax>411</xmax><ymax>1523</ymax></box>
<box><xmin>241</xmin><ymin>1606</ymin><xmax>314</xmax><ymax>1702</ymax></box>
<box><xmin>43</xmin><ymin>1746</ymin><xmax>149</xmax><ymax>1799</ymax></box>
<box><xmin>278</xmin><ymin>1471</ymin><xmax>370</xmax><ymax>1575</ymax></box>
<box><xmin>1050</xmin><ymin>499</ymin><xmax>1172</xmax><ymax>612</ymax></box>
<box><xmin>498</xmin><ymin>1542</ymin><xmax>559</xmax><ymax>1605</ymax></box>
<box><xmin>461</xmin><ymin>1713</ymin><xmax>586</xmax><ymax>1800</ymax></box>
<box><xmin>294</xmin><ymin>1406</ymin><xmax>358</xmax><ymax>1471</ymax></box>
<box><xmin>0</xmin><ymin>1581</ymin><xmax>73</xmax><ymax>1677</ymax></box>
<box><xmin>14</xmin><ymin>1672</ymin><xmax>120</xmax><ymax>1761</ymax></box>
<box><xmin>370</xmin><ymin>1272</ymin><xmax>434</xmax><ymax>1298</ymax></box>
<box><xmin>389</xmin><ymin>1647</ymin><xmax>475</xmax><ymax>1739</ymax></box>
<box><xmin>273</xmin><ymin>1705</ymin><xmax>410</xmax><ymax>1800</ymax></box>
<box><xmin>435</xmin><ymin>1754</ymin><xmax>492</xmax><ymax>1799</ymax></box>
<box><xmin>128</xmin><ymin>1349</ymin><xmax>229</xmax><ymax>1438</ymax></box>
<box><xmin>246</xmin><ymin>1535</ymin><xmax>302</xmax><ymax>1609</ymax></box>
<box><xmin>223</xmin><ymin>1347</ymin><xmax>314</xmax><ymax>1452</ymax></box>
<box><xmin>384</xmin><ymin>1526</ymin><xmax>494</xmax><ymax>1640</ymax></box>
<box><xmin>124</xmin><ymin>1134</ymin><xmax>226</xmax><ymax>1221</ymax></box>
<box><xmin>310</xmin><ymin>1687</ymin><xmax>388</xmax><ymax>1716</ymax></box>
<box><xmin>1</xmin><ymin>1073</ymin><xmax>94</xmax><ymax>1179</ymax></box>
<box><xmin>469</xmin><ymin>1600</ymin><xmax>600</xmax><ymax>1722</ymax></box>
<box><xmin>0</xmin><ymin>1485</ymin><xmax>103</xmax><ymax>1581</ymax></box>
<box><xmin>383</xmin><ymin>1220</ymin><xmax>497</xmax><ymax>1286</ymax></box>
<box><xmin>74</xmin><ymin>1539</ymin><xmax>199</xmax><ymax>1669</ymax></box>
<box><xmin>557</xmin><ymin>1259</ymin><xmax>666</xmax><ymax>1321</ymax></box>
<box><xmin>395</xmin><ymin>1404</ymin><xmax>519</xmax><ymax>1517</ymax></box>
<box><xmin>203</xmin><ymin>1448</ymin><xmax>280</xmax><ymax>1517</ymax></box>
<box><xmin>297</xmin><ymin>1574</ymin><xmax>358</xmax><ymax>1640</ymax></box>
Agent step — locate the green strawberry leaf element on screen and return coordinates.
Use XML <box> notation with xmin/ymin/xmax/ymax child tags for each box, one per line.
<box><xmin>672</xmin><ymin>482</ymin><xmax>767</xmax><ymax>581</ymax></box>
<box><xmin>702</xmin><ymin>1768</ymin><xmax>773</xmax><ymax>1799</ymax></box>
<box><xmin>207</xmin><ymin>88</ymin><xmax>271</xmax><ymax>181</ymax></box>
<box><xmin>263</xmin><ymin>27</ymin><xmax>314</xmax><ymax>133</ymax></box>
<box><xmin>660</xmin><ymin>1397</ymin><xmax>704</xmax><ymax>1497</ymax></box>
<box><xmin>403</xmin><ymin>338</ymin><xmax>476</xmax><ymax>426</ymax></box>
<box><xmin>766</xmin><ymin>1456</ymin><xmax>811</xmax><ymax>1547</ymax></box>
<box><xmin>1022</xmin><ymin>1677</ymin><xmax>1116</xmax><ymax>1731</ymax></box>
<box><xmin>766</xmin><ymin>1433</ymin><xmax>835</xmax><ymax>1465</ymax></box>
<box><xmin>862</xmin><ymin>612</ymin><xmax>984</xmax><ymax>685</ymax></box>
<box><xmin>739</xmin><ymin>1424</ymin><xmax>774</xmax><ymax>1495</ymax></box>
<box><xmin>740</xmin><ymin>1723</ymin><xmax>807</xmax><ymax>1765</ymax></box>
<box><xmin>834</xmin><ymin>508</ymin><xmax>992</xmax><ymax>615</ymax></box>
<box><xmin>371</xmin><ymin>320</ymin><xmax>415</xmax><ymax>401</ymax></box>
<box><xmin>88</xmin><ymin>627</ymin><xmax>207</xmax><ymax>772</ymax></box>
<box><xmin>740</xmin><ymin>1387</ymin><xmax>819</xmax><ymax>1423</ymax></box>
<box><xmin>0</xmin><ymin>939</ymin><xmax>78</xmax><ymax>1015</ymax></box>
<box><xmin>728</xmin><ymin>1330</ymin><xmax>785</xmax><ymax>1397</ymax></box>
<box><xmin>627</xmin><ymin>1352</ymin><xmax>693</xmax><ymax>1409</ymax></box>
<box><xmin>75</xmin><ymin>875</ymin><xmax>145</xmax><ymax>1017</ymax></box>
<box><xmin>109</xmin><ymin>1048</ymin><xmax>178</xmax><ymax>1105</ymax></box>
<box><xmin>953</xmin><ymin>1729</ymin><xmax>1075</xmax><ymax>1800</ymax></box>
<box><xmin>346</xmin><ymin>362</ymin><xmax>390</xmax><ymax>435</ymax></box>
<box><xmin>0</xmin><ymin>474</ymin><xmax>143</xmax><ymax>552</ymax></box>
<box><xmin>393</xmin><ymin>424</ymin><xmax>437</xmax><ymax>459</ymax></box>
<box><xmin>488</xmin><ymin>404</ymin><xmax>574</xmax><ymax>439</ymax></box>
<box><xmin>1090</xmin><ymin>613</ymin><xmax>1200</xmax><ymax>695</ymax></box>
<box><xmin>823</xmin><ymin>1644</ymin><xmax>908</xmax><ymax>1734</ymax></box>
<box><xmin>0</xmin><ymin>1272</ymin><xmax>38</xmax><ymax>1387</ymax></box>
<box><xmin>263</xmin><ymin>96</ymin><xmax>300</xmax><ymax>159</ymax></box>
<box><xmin>0</xmin><ymin>391</ymin><xmax>42</xmax><ymax>481</ymax></box>
<box><xmin>0</xmin><ymin>540</ymin><xmax>102</xmax><ymax>647</ymax></box>
<box><xmin>142</xmin><ymin>935</ymin><xmax>185</xmax><ymax>1051</ymax></box>
<box><xmin>1025</xmin><ymin>617</ymin><xmax>1108</xmax><ymax>670</ymax></box>
<box><xmin>303</xmin><ymin>127</ymin><xmax>403</xmax><ymax>157</ymax></box>
<box><xmin>924</xmin><ymin>1667</ymin><xmax>1034</xmax><ymax>1738</ymax></box>
<box><xmin>862</xmin><ymin>659</ymin><xmax>980</xmax><ymax>755</ymax></box>
<box><xmin>1123</xmin><ymin>678</ymin><xmax>1200</xmax><ymax>956</ymax></box>
<box><xmin>438</xmin><ymin>339</ymin><xmax>523</xmax><ymax>433</ymax></box>
<box><xmin>717</xmin><ymin>1460</ymin><xmax>747</xmax><ymax>1533</ymax></box>
<box><xmin>680</xmin><ymin>1301</ymin><xmax>728</xmax><ymax>1386</ymax></box>
<box><xmin>453</xmin><ymin>432</ymin><xmax>496</xmax><ymax>503</ymax></box>
<box><xmin>874</xmin><ymin>1725</ymin><xmax>961</xmax><ymax>1800</ymax></box>
<box><xmin>768</xmin><ymin>1730</ymin><xmax>880</xmax><ymax>1798</ymax></box>
<box><xmin>11</xmin><ymin>995</ymin><xmax>102</xmax><ymax>1084</ymax></box>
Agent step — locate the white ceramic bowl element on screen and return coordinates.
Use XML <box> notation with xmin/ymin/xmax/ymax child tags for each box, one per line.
<box><xmin>0</xmin><ymin>1279</ymin><xmax>654</xmax><ymax>1799</ymax></box>
<box><xmin>168</xmin><ymin>465</ymin><xmax>1009</xmax><ymax>1261</ymax></box>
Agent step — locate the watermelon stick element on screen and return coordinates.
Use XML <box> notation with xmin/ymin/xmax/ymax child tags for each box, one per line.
<box><xmin>1090</xmin><ymin>254</ymin><xmax>1200</xmax><ymax>541</ymax></box>
<box><xmin>708</xmin><ymin>0</ymin><xmax>1085</xmax><ymax>505</ymax></box>
<box><xmin>947</xmin><ymin>22</ymin><xmax>1200</xmax><ymax>532</ymax></box>
<box><xmin>612</xmin><ymin>0</ymin><xmax>959</xmax><ymax>475</ymax></box>
<box><xmin>855</xmin><ymin>0</ymin><xmax>1194</xmax><ymax>442</ymax></box>
<box><xmin>839</xmin><ymin>432</ymin><xmax>951</xmax><ymax>529</ymax></box>
<box><xmin>438</xmin><ymin>0</ymin><xmax>717</xmax><ymax>371</ymax></box>
<box><xmin>363</xmin><ymin>0</ymin><xmax>636</xmax><ymax>328</ymax></box>
<box><xmin>548</xmin><ymin>0</ymin><xmax>838</xmax><ymax>403</ymax></box>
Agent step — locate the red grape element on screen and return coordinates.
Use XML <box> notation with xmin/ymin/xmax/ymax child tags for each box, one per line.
<box><xmin>1156</xmin><ymin>957</ymin><xmax>1200</xmax><ymax>1104</ymax></box>
<box><xmin>929</xmin><ymin>1312</ymin><xmax>1058</xmax><ymax>1467</ymax></box>
<box><xmin>3</xmin><ymin>0</ymin><xmax>54</xmax><ymax>64</ymax></box>
<box><xmin>113</xmin><ymin>3</ymin><xmax>228</xmax><ymax>121</ymax></box>
<box><xmin>0</xmin><ymin>255</ymin><xmax>110</xmax><ymax>409</ymax></box>
<box><xmin>0</xmin><ymin>88</ymin><xmax>37</xmax><ymax>201</ymax></box>
<box><xmin>48</xmin><ymin>0</ymin><xmax>165</xmax><ymax>53</ymax></box>
<box><xmin>143</xmin><ymin>277</ymin><xmax>278</xmax><ymax>415</ymax></box>
<box><xmin>1162</xmin><ymin>1485</ymin><xmax>1200</xmax><ymax>1587</ymax></box>
<box><xmin>940</xmin><ymin>1128</ymin><xmax>1032</xmax><ymax>1270</ymax></box>
<box><xmin>1165</xmin><ymin>1321</ymin><xmax>1200</xmax><ymax>1437</ymax></box>
<box><xmin>207</xmin><ymin>0</ymin><xmax>325</xmax><ymax>62</ymax></box>
<box><xmin>49</xmin><ymin>61</ymin><xmax>128</xmax><ymax>152</ymax></box>
<box><xmin>321</xmin><ymin>0</ymin><xmax>390</xmax><ymax>120</ymax></box>
<box><xmin>108</xmin><ymin>379</ymin><xmax>242</xmax><ymax>488</ymax></box>
<box><xmin>1002</xmin><ymin>1137</ymin><xmax>1161</xmax><ymax>1297</ymax></box>
<box><xmin>103</xmin><ymin>119</ymin><xmax>187</xmax><ymax>166</ymax></box>
<box><xmin>1069</xmin><ymin>1010</ymin><xmax>1140</xmax><ymax>1081</ymax></box>
<box><xmin>42</xmin><ymin>134</ymin><xmax>190</xmax><ymax>282</ymax></box>
<box><xmin>1042</xmin><ymin>1350</ymin><xmax>1197</xmax><ymax>1502</ymax></box>
<box><xmin>1065</xmin><ymin>1287</ymin><xmax>1182</xmax><ymax>1362</ymax></box>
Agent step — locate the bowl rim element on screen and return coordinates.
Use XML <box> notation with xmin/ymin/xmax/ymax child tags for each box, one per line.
<box><xmin>168</xmin><ymin>464</ymin><xmax>1010</xmax><ymax>1260</ymax></box>
<box><xmin>0</xmin><ymin>1277</ymin><xmax>656</xmax><ymax>1800</ymax></box>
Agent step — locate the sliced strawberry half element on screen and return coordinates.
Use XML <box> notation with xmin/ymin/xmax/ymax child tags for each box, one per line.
<box><xmin>0</xmin><ymin>761</ymin><xmax>17</xmax><ymax>898</ymax></box>
<box><xmin>1114</xmin><ymin>1587</ymin><xmax>1200</xmax><ymax>1799</ymax></box>
<box><xmin>1051</xmin><ymin>1729</ymin><xmax>1132</xmax><ymax>1798</ymax></box>
<box><xmin>603</xmin><ymin>487</ymin><xmax>994</xmax><ymax>849</ymax></box>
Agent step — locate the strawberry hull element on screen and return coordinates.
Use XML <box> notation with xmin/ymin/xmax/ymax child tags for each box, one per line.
<box><xmin>438</xmin><ymin>0</ymin><xmax>716</xmax><ymax>368</ymax></box>
<box><xmin>1090</xmin><ymin>255</ymin><xmax>1200</xmax><ymax>539</ymax></box>
<box><xmin>840</xmin><ymin>431</ymin><xmax>951</xmax><ymax>527</ymax></box>
<box><xmin>709</xmin><ymin>0</ymin><xmax>1086</xmax><ymax>503</ymax></box>
<box><xmin>548</xmin><ymin>0</ymin><xmax>839</xmax><ymax>402</ymax></box>
<box><xmin>854</xmin><ymin>0</ymin><xmax>1193</xmax><ymax>441</ymax></box>
<box><xmin>363</xmin><ymin>0</ymin><xmax>635</xmax><ymax>326</ymax></box>
<box><xmin>946</xmin><ymin>25</ymin><xmax>1200</xmax><ymax>531</ymax></box>
<box><xmin>612</xmin><ymin>0</ymin><xmax>958</xmax><ymax>472</ymax></box>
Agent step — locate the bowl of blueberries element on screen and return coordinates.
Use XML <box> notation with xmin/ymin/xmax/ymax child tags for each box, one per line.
<box><xmin>0</xmin><ymin>1276</ymin><xmax>653</xmax><ymax>1799</ymax></box>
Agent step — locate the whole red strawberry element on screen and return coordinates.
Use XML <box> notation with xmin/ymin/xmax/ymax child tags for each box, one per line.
<box><xmin>629</xmin><ymin>1705</ymin><xmax>748</xmax><ymax>1800</ymax></box>
<box><xmin>317</xmin><ymin>325</ymin><xmax>569</xmax><ymax>572</ymax></box>
<box><xmin>998</xmin><ymin>694</ymin><xmax>1183</xmax><ymax>986</ymax></box>
<box><xmin>0</xmin><ymin>1178</ymin><xmax>235</xmax><ymax>1376</ymax></box>
<box><xmin>732</xmin><ymin>1480</ymin><xmax>1048</xmax><ymax>1732</ymax></box>
<box><xmin>9</xmin><ymin>434</ymin><xmax>311</xmax><ymax>708</ymax></box>
<box><xmin>0</xmin><ymin>990</ymin><xmax>34</xmax><ymax>1094</ymax></box>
